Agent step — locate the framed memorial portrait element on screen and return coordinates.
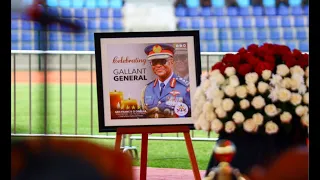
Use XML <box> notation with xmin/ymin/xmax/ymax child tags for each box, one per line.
<box><xmin>94</xmin><ymin>30</ymin><xmax>201</xmax><ymax>132</ymax></box>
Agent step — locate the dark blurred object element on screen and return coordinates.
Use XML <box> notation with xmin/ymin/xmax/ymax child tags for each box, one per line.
<box><xmin>276</xmin><ymin>0</ymin><xmax>289</xmax><ymax>7</ymax></box>
<box><xmin>12</xmin><ymin>139</ymin><xmax>133</xmax><ymax>180</ymax></box>
<box><xmin>175</xmin><ymin>0</ymin><xmax>187</xmax><ymax>7</ymax></box>
<box><xmin>248</xmin><ymin>145</ymin><xmax>308</xmax><ymax>180</ymax></box>
<box><xmin>201</xmin><ymin>0</ymin><xmax>212</xmax><ymax>7</ymax></box>
<box><xmin>251</xmin><ymin>0</ymin><xmax>263</xmax><ymax>6</ymax></box>
<box><xmin>225</xmin><ymin>0</ymin><xmax>239</xmax><ymax>7</ymax></box>
<box><xmin>302</xmin><ymin>0</ymin><xmax>308</xmax><ymax>6</ymax></box>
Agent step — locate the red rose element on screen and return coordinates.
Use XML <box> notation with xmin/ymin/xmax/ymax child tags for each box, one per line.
<box><xmin>257</xmin><ymin>46</ymin><xmax>269</xmax><ymax>58</ymax></box>
<box><xmin>255</xmin><ymin>62</ymin><xmax>273</xmax><ymax>75</ymax></box>
<box><xmin>211</xmin><ymin>61</ymin><xmax>227</xmax><ymax>74</ymax></box>
<box><xmin>279</xmin><ymin>45</ymin><xmax>291</xmax><ymax>56</ymax></box>
<box><xmin>297</xmin><ymin>53</ymin><xmax>309</xmax><ymax>68</ymax></box>
<box><xmin>292</xmin><ymin>49</ymin><xmax>303</xmax><ymax>59</ymax></box>
<box><xmin>238</xmin><ymin>47</ymin><xmax>247</xmax><ymax>54</ymax></box>
<box><xmin>282</xmin><ymin>54</ymin><xmax>297</xmax><ymax>67</ymax></box>
<box><xmin>247</xmin><ymin>56</ymin><xmax>260</xmax><ymax>67</ymax></box>
<box><xmin>238</xmin><ymin>63</ymin><xmax>253</xmax><ymax>76</ymax></box>
<box><xmin>247</xmin><ymin>44</ymin><xmax>259</xmax><ymax>55</ymax></box>
<box><xmin>264</xmin><ymin>55</ymin><xmax>276</xmax><ymax>64</ymax></box>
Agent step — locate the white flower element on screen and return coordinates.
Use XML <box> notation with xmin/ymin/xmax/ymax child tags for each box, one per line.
<box><xmin>194</xmin><ymin>87</ymin><xmax>205</xmax><ymax>100</ymax></box>
<box><xmin>305</xmin><ymin>66</ymin><xmax>309</xmax><ymax>77</ymax></box>
<box><xmin>203</xmin><ymin>101</ymin><xmax>214</xmax><ymax>112</ymax></box>
<box><xmin>209</xmin><ymin>69</ymin><xmax>220</xmax><ymax>77</ymax></box>
<box><xmin>280</xmin><ymin>77</ymin><xmax>291</xmax><ymax>89</ymax></box>
<box><xmin>295</xmin><ymin>105</ymin><xmax>307</xmax><ymax>117</ymax></box>
<box><xmin>268</xmin><ymin>86</ymin><xmax>279</xmax><ymax>102</ymax></box>
<box><xmin>290</xmin><ymin>93</ymin><xmax>302</xmax><ymax>106</ymax></box>
<box><xmin>258</xmin><ymin>81</ymin><xmax>269</xmax><ymax>94</ymax></box>
<box><xmin>245</xmin><ymin>72</ymin><xmax>259</xmax><ymax>84</ymax></box>
<box><xmin>236</xmin><ymin>86</ymin><xmax>247</xmax><ymax>99</ymax></box>
<box><xmin>225</xmin><ymin>67</ymin><xmax>236</xmax><ymax>77</ymax></box>
<box><xmin>225</xmin><ymin>121</ymin><xmax>236</xmax><ymax>133</ymax></box>
<box><xmin>298</xmin><ymin>85</ymin><xmax>307</xmax><ymax>95</ymax></box>
<box><xmin>265</xmin><ymin>121</ymin><xmax>279</xmax><ymax>135</ymax></box>
<box><xmin>301</xmin><ymin>114</ymin><xmax>309</xmax><ymax>127</ymax></box>
<box><xmin>264</xmin><ymin>104</ymin><xmax>280</xmax><ymax>117</ymax></box>
<box><xmin>304</xmin><ymin>106</ymin><xmax>309</xmax><ymax>114</ymax></box>
<box><xmin>306</xmin><ymin>77</ymin><xmax>309</xmax><ymax>88</ymax></box>
<box><xmin>229</xmin><ymin>75</ymin><xmax>240</xmax><ymax>87</ymax></box>
<box><xmin>290</xmin><ymin>78</ymin><xmax>300</xmax><ymax>91</ymax></box>
<box><xmin>252</xmin><ymin>113</ymin><xmax>264</xmax><ymax>126</ymax></box>
<box><xmin>280</xmin><ymin>111</ymin><xmax>292</xmax><ymax>124</ymax></box>
<box><xmin>276</xmin><ymin>64</ymin><xmax>290</xmax><ymax>77</ymax></box>
<box><xmin>270</xmin><ymin>74</ymin><xmax>283</xmax><ymax>86</ymax></box>
<box><xmin>224</xmin><ymin>85</ymin><xmax>236</xmax><ymax>97</ymax></box>
<box><xmin>201</xmin><ymin>72</ymin><xmax>209</xmax><ymax>82</ymax></box>
<box><xmin>277</xmin><ymin>88</ymin><xmax>291</xmax><ymax>102</ymax></box>
<box><xmin>240</xmin><ymin>99</ymin><xmax>250</xmax><ymax>110</ymax></box>
<box><xmin>243</xmin><ymin>119</ymin><xmax>257</xmax><ymax>133</ymax></box>
<box><xmin>222</xmin><ymin>98</ymin><xmax>234</xmax><ymax>112</ymax></box>
<box><xmin>246</xmin><ymin>83</ymin><xmax>257</xmax><ymax>96</ymax></box>
<box><xmin>206</xmin><ymin>88</ymin><xmax>224</xmax><ymax>100</ymax></box>
<box><xmin>232</xmin><ymin>111</ymin><xmax>245</xmax><ymax>124</ymax></box>
<box><xmin>200</xmin><ymin>120</ymin><xmax>211</xmax><ymax>131</ymax></box>
<box><xmin>212</xmin><ymin>98</ymin><xmax>222</xmax><ymax>108</ymax></box>
<box><xmin>205</xmin><ymin>111</ymin><xmax>217</xmax><ymax>122</ymax></box>
<box><xmin>303</xmin><ymin>92</ymin><xmax>309</xmax><ymax>104</ymax></box>
<box><xmin>251</xmin><ymin>96</ymin><xmax>266</xmax><ymax>109</ymax></box>
<box><xmin>290</xmin><ymin>65</ymin><xmax>304</xmax><ymax>76</ymax></box>
<box><xmin>291</xmin><ymin>73</ymin><xmax>304</xmax><ymax>84</ymax></box>
<box><xmin>209</xmin><ymin>73</ymin><xmax>225</xmax><ymax>85</ymax></box>
<box><xmin>211</xmin><ymin>119</ymin><xmax>223</xmax><ymax>133</ymax></box>
<box><xmin>262</xmin><ymin>70</ymin><xmax>272</xmax><ymax>80</ymax></box>
<box><xmin>201</xmin><ymin>79</ymin><xmax>211</xmax><ymax>91</ymax></box>
<box><xmin>215</xmin><ymin>107</ymin><xmax>227</xmax><ymax>118</ymax></box>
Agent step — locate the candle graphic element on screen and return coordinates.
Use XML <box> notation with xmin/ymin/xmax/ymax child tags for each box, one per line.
<box><xmin>110</xmin><ymin>90</ymin><xmax>123</xmax><ymax>110</ymax></box>
<box><xmin>121</xmin><ymin>97</ymin><xmax>138</xmax><ymax>110</ymax></box>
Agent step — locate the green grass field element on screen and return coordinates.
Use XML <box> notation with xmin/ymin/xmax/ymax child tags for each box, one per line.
<box><xmin>11</xmin><ymin>84</ymin><xmax>219</xmax><ymax>170</ymax></box>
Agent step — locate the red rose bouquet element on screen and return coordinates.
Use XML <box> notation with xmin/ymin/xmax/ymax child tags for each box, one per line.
<box><xmin>192</xmin><ymin>43</ymin><xmax>309</xmax><ymax>136</ymax></box>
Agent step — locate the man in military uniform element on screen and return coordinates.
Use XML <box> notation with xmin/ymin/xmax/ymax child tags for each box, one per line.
<box><xmin>141</xmin><ymin>43</ymin><xmax>191</xmax><ymax>118</ymax></box>
<box><xmin>173</xmin><ymin>43</ymin><xmax>189</xmax><ymax>82</ymax></box>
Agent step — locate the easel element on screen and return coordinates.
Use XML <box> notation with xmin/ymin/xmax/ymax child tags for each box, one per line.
<box><xmin>115</xmin><ymin>125</ymin><xmax>201</xmax><ymax>180</ymax></box>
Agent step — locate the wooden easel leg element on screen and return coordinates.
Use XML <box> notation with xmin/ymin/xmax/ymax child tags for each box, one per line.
<box><xmin>115</xmin><ymin>133</ymin><xmax>122</xmax><ymax>151</ymax></box>
<box><xmin>140</xmin><ymin>133</ymin><xmax>149</xmax><ymax>180</ymax></box>
<box><xmin>183</xmin><ymin>132</ymin><xmax>201</xmax><ymax>180</ymax></box>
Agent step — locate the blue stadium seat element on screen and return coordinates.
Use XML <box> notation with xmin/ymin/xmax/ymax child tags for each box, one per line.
<box><xmin>176</xmin><ymin>7</ymin><xmax>187</xmax><ymax>17</ymax></box>
<box><xmin>212</xmin><ymin>7</ymin><xmax>224</xmax><ymax>16</ymax></box>
<box><xmin>100</xmin><ymin>21</ymin><xmax>109</xmax><ymax>30</ymax></box>
<box><xmin>87</xmin><ymin>8</ymin><xmax>97</xmax><ymax>18</ymax></box>
<box><xmin>201</xmin><ymin>7</ymin><xmax>212</xmax><ymax>16</ymax></box>
<box><xmin>200</xmin><ymin>31</ymin><xmax>206</xmax><ymax>40</ymax></box>
<box><xmin>242</xmin><ymin>17</ymin><xmax>253</xmax><ymax>28</ymax></box>
<box><xmin>239</xmin><ymin>7</ymin><xmax>250</xmax><ymax>16</ymax></box>
<box><xmin>21</xmin><ymin>13</ymin><xmax>31</xmax><ymax>20</ymax></box>
<box><xmin>100</xmin><ymin>9</ymin><xmax>109</xmax><ymax>18</ymax></box>
<box><xmin>59</xmin><ymin>0</ymin><xmax>71</xmax><ymax>7</ymax></box>
<box><xmin>188</xmin><ymin>8</ymin><xmax>199</xmax><ymax>16</ymax></box>
<box><xmin>287</xmin><ymin>40</ymin><xmax>298</xmax><ymax>50</ymax></box>
<box><xmin>291</xmin><ymin>6</ymin><xmax>303</xmax><ymax>15</ymax></box>
<box><xmin>89</xmin><ymin>33</ymin><xmax>94</xmax><ymax>41</ymax></box>
<box><xmin>33</xmin><ymin>22</ymin><xmax>41</xmax><ymax>30</ymax></box>
<box><xmin>277</xmin><ymin>5</ymin><xmax>289</xmax><ymax>16</ymax></box>
<box><xmin>75</xmin><ymin>33</ymin><xmax>85</xmax><ymax>42</ymax></box>
<box><xmin>268</xmin><ymin>16</ymin><xmax>279</xmax><ymax>27</ymax></box>
<box><xmin>212</xmin><ymin>0</ymin><xmax>225</xmax><ymax>7</ymax></box>
<box><xmin>62</xmin><ymin>33</ymin><xmax>72</xmax><ymax>41</ymax></box>
<box><xmin>252</xmin><ymin>6</ymin><xmax>263</xmax><ymax>16</ymax></box>
<box><xmin>204</xmin><ymin>18</ymin><xmax>213</xmax><ymax>28</ymax></box>
<box><xmin>281</xmin><ymin>16</ymin><xmax>292</xmax><ymax>27</ymax></box>
<box><xmin>200</xmin><ymin>42</ymin><xmax>207</xmax><ymax>52</ymax></box>
<box><xmin>47</xmin><ymin>7</ymin><xmax>59</xmax><ymax>16</ymax></box>
<box><xmin>109</xmin><ymin>0</ymin><xmax>123</xmax><ymax>8</ymax></box>
<box><xmin>289</xmin><ymin>0</ymin><xmax>302</xmax><ymax>6</ymax></box>
<box><xmin>89</xmin><ymin>44</ymin><xmax>95</xmax><ymax>51</ymax></box>
<box><xmin>303</xmin><ymin>5</ymin><xmax>309</xmax><ymax>15</ymax></box>
<box><xmin>227</xmin><ymin>7</ymin><xmax>238</xmax><ymax>16</ymax></box>
<box><xmin>231</xmin><ymin>29</ymin><xmax>242</xmax><ymax>40</ymax></box>
<box><xmin>112</xmin><ymin>8</ymin><xmax>122</xmax><ymax>18</ymax></box>
<box><xmin>270</xmin><ymin>29</ymin><xmax>280</xmax><ymax>39</ymax></box>
<box><xmin>113</xmin><ymin>19</ymin><xmax>123</xmax><ymax>30</ymax></box>
<box><xmin>75</xmin><ymin>43</ymin><xmax>85</xmax><ymax>51</ymax></box>
<box><xmin>87</xmin><ymin>20</ymin><xmax>97</xmax><ymax>30</ymax></box>
<box><xmin>296</xmin><ymin>28</ymin><xmax>307</xmax><ymax>40</ymax></box>
<box><xmin>255</xmin><ymin>16</ymin><xmax>266</xmax><ymax>28</ymax></box>
<box><xmin>238</xmin><ymin>0</ymin><xmax>250</xmax><ymax>7</ymax></box>
<box><xmin>72</xmin><ymin>0</ymin><xmax>84</xmax><ymax>8</ymax></box>
<box><xmin>178</xmin><ymin>18</ymin><xmax>188</xmax><ymax>29</ymax></box>
<box><xmin>205</xmin><ymin>31</ymin><xmax>214</xmax><ymax>40</ymax></box>
<box><xmin>229</xmin><ymin>17</ymin><xmax>240</xmax><ymax>28</ymax></box>
<box><xmin>49</xmin><ymin>43</ymin><xmax>59</xmax><ymax>50</ymax></box>
<box><xmin>49</xmin><ymin>32</ymin><xmax>59</xmax><ymax>41</ymax></box>
<box><xmin>217</xmin><ymin>17</ymin><xmax>227</xmax><ymax>28</ymax></box>
<box><xmin>244</xmin><ymin>29</ymin><xmax>255</xmax><ymax>40</ymax></box>
<box><xmin>11</xmin><ymin>32</ymin><xmax>19</xmax><ymax>42</ymax></box>
<box><xmin>85</xmin><ymin>0</ymin><xmax>96</xmax><ymax>8</ymax></box>
<box><xmin>22</xmin><ymin>21</ymin><xmax>33</xmax><ymax>30</ymax></box>
<box><xmin>75</xmin><ymin>8</ymin><xmax>84</xmax><ymax>18</ymax></box>
<box><xmin>265</xmin><ymin>7</ymin><xmax>276</xmax><ymax>16</ymax></box>
<box><xmin>11</xmin><ymin>20</ymin><xmax>19</xmax><ymax>30</ymax></box>
<box><xmin>191</xmin><ymin>18</ymin><xmax>201</xmax><ymax>29</ymax></box>
<box><xmin>11</xmin><ymin>12</ymin><xmax>20</xmax><ymax>19</ymax></box>
<box><xmin>11</xmin><ymin>43</ymin><xmax>19</xmax><ymax>50</ymax></box>
<box><xmin>257</xmin><ymin>29</ymin><xmax>268</xmax><ymax>40</ymax></box>
<box><xmin>97</xmin><ymin>0</ymin><xmax>108</xmax><ymax>8</ymax></box>
<box><xmin>219</xmin><ymin>29</ymin><xmax>229</xmax><ymax>40</ymax></box>
<box><xmin>63</xmin><ymin>43</ymin><xmax>73</xmax><ymax>51</ymax></box>
<box><xmin>299</xmin><ymin>41</ymin><xmax>308</xmax><ymax>51</ymax></box>
<box><xmin>221</xmin><ymin>41</ymin><xmax>231</xmax><ymax>52</ymax></box>
<box><xmin>47</xmin><ymin>0</ymin><xmax>58</xmax><ymax>7</ymax></box>
<box><xmin>22</xmin><ymin>32</ymin><xmax>32</xmax><ymax>41</ymax></box>
<box><xmin>48</xmin><ymin>24</ymin><xmax>59</xmax><ymax>31</ymax></box>
<box><xmin>61</xmin><ymin>8</ymin><xmax>72</xmax><ymax>18</ymax></box>
<box><xmin>208</xmin><ymin>42</ymin><xmax>218</xmax><ymax>52</ymax></box>
<box><xmin>294</xmin><ymin>16</ymin><xmax>306</xmax><ymax>27</ymax></box>
<box><xmin>22</xmin><ymin>43</ymin><xmax>32</xmax><ymax>50</ymax></box>
<box><xmin>263</xmin><ymin>0</ymin><xmax>276</xmax><ymax>7</ymax></box>
<box><xmin>232</xmin><ymin>41</ymin><xmax>244</xmax><ymax>52</ymax></box>
<box><xmin>283</xmin><ymin>28</ymin><xmax>294</xmax><ymax>39</ymax></box>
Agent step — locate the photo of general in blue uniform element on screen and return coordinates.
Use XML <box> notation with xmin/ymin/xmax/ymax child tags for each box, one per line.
<box><xmin>141</xmin><ymin>43</ymin><xmax>191</xmax><ymax>118</ymax></box>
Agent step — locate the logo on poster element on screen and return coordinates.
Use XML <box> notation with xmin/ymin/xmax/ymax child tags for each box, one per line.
<box><xmin>174</xmin><ymin>102</ymin><xmax>188</xmax><ymax>116</ymax></box>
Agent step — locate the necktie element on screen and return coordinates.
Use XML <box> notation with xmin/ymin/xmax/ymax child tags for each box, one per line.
<box><xmin>160</xmin><ymin>83</ymin><xmax>165</xmax><ymax>96</ymax></box>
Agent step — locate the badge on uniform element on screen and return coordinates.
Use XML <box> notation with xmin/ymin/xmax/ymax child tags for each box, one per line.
<box><xmin>169</xmin><ymin>90</ymin><xmax>180</xmax><ymax>96</ymax></box>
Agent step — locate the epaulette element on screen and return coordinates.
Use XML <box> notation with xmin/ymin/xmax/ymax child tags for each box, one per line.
<box><xmin>146</xmin><ymin>78</ymin><xmax>158</xmax><ymax>86</ymax></box>
<box><xmin>175</xmin><ymin>76</ymin><xmax>190</xmax><ymax>87</ymax></box>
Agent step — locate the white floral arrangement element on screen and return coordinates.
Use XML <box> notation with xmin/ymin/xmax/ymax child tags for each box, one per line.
<box><xmin>192</xmin><ymin>43</ymin><xmax>309</xmax><ymax>135</ymax></box>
